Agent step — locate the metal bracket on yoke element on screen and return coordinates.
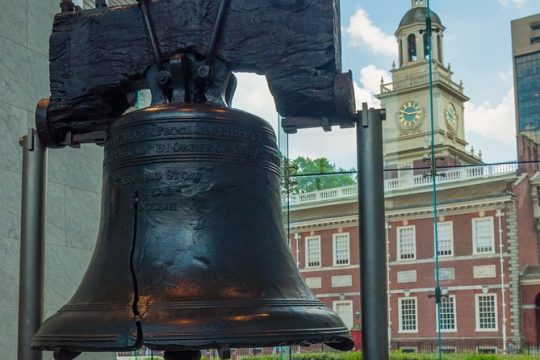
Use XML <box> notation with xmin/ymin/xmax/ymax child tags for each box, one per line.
<box><xmin>281</xmin><ymin>72</ymin><xmax>358</xmax><ymax>134</ymax></box>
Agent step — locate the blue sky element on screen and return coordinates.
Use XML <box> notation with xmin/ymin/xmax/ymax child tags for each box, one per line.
<box><xmin>233</xmin><ymin>0</ymin><xmax>540</xmax><ymax>169</ymax></box>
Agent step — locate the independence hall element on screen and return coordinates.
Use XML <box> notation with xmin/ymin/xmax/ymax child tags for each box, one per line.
<box><xmin>285</xmin><ymin>1</ymin><xmax>540</xmax><ymax>353</ymax></box>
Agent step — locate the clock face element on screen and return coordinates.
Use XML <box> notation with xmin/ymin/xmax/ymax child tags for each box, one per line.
<box><xmin>399</xmin><ymin>101</ymin><xmax>421</xmax><ymax>128</ymax></box>
<box><xmin>445</xmin><ymin>103</ymin><xmax>458</xmax><ymax>131</ymax></box>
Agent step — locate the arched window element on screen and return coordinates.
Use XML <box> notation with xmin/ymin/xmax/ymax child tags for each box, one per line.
<box><xmin>399</xmin><ymin>39</ymin><xmax>403</xmax><ymax>67</ymax></box>
<box><xmin>407</xmin><ymin>34</ymin><xmax>417</xmax><ymax>61</ymax></box>
<box><xmin>437</xmin><ymin>35</ymin><xmax>443</xmax><ymax>63</ymax></box>
<box><xmin>423</xmin><ymin>32</ymin><xmax>429</xmax><ymax>59</ymax></box>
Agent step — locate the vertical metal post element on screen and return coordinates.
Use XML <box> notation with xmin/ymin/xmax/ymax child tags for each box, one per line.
<box><xmin>357</xmin><ymin>103</ymin><xmax>388</xmax><ymax>360</ymax></box>
<box><xmin>17</xmin><ymin>129</ymin><xmax>47</xmax><ymax>360</ymax></box>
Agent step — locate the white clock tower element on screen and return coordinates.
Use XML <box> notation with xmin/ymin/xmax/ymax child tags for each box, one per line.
<box><xmin>377</xmin><ymin>0</ymin><xmax>480</xmax><ymax>170</ymax></box>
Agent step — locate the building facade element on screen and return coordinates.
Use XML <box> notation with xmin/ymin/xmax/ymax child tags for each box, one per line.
<box><xmin>288</xmin><ymin>163</ymin><xmax>540</xmax><ymax>352</ymax></box>
<box><xmin>512</xmin><ymin>13</ymin><xmax>540</xmax><ymax>146</ymax></box>
<box><xmin>287</xmin><ymin>2</ymin><xmax>540</xmax><ymax>353</ymax></box>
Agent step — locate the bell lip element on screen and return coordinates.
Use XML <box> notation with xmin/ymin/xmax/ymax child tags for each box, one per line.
<box><xmin>31</xmin><ymin>306</ymin><xmax>354</xmax><ymax>353</ymax></box>
<box><xmin>141</xmin><ymin>332</ymin><xmax>355</xmax><ymax>352</ymax></box>
<box><xmin>32</xmin><ymin>338</ymin><xmax>354</xmax><ymax>354</ymax></box>
<box><xmin>325</xmin><ymin>336</ymin><xmax>356</xmax><ymax>351</ymax></box>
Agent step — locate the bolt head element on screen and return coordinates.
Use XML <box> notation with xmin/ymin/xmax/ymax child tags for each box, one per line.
<box><xmin>156</xmin><ymin>71</ymin><xmax>171</xmax><ymax>86</ymax></box>
<box><xmin>197</xmin><ymin>65</ymin><xmax>211</xmax><ymax>79</ymax></box>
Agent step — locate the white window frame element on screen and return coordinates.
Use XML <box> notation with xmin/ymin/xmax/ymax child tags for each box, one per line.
<box><xmin>333</xmin><ymin>233</ymin><xmax>350</xmax><ymax>266</ymax></box>
<box><xmin>437</xmin><ymin>221</ymin><xmax>454</xmax><ymax>257</ymax></box>
<box><xmin>475</xmin><ymin>293</ymin><xmax>498</xmax><ymax>331</ymax></box>
<box><xmin>439</xmin><ymin>346</ymin><xmax>457</xmax><ymax>354</ymax></box>
<box><xmin>332</xmin><ymin>300</ymin><xmax>354</xmax><ymax>329</ymax></box>
<box><xmin>472</xmin><ymin>217</ymin><xmax>495</xmax><ymax>255</ymax></box>
<box><xmin>436</xmin><ymin>295</ymin><xmax>457</xmax><ymax>332</ymax></box>
<box><xmin>477</xmin><ymin>346</ymin><xmax>498</xmax><ymax>354</ymax></box>
<box><xmin>398</xmin><ymin>297</ymin><xmax>418</xmax><ymax>333</ymax></box>
<box><xmin>305</xmin><ymin>236</ymin><xmax>321</xmax><ymax>268</ymax></box>
<box><xmin>397</xmin><ymin>225</ymin><xmax>416</xmax><ymax>261</ymax></box>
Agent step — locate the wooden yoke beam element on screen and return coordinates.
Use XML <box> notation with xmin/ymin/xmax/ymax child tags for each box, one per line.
<box><xmin>44</xmin><ymin>0</ymin><xmax>354</xmax><ymax>142</ymax></box>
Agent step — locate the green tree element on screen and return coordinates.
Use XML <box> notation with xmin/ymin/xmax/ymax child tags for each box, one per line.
<box><xmin>285</xmin><ymin>156</ymin><xmax>356</xmax><ymax>194</ymax></box>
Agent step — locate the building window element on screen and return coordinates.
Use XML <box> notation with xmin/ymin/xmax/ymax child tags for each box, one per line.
<box><xmin>397</xmin><ymin>226</ymin><xmax>416</xmax><ymax>260</ymax></box>
<box><xmin>475</xmin><ymin>294</ymin><xmax>498</xmax><ymax>331</ymax></box>
<box><xmin>472</xmin><ymin>217</ymin><xmax>495</xmax><ymax>254</ymax></box>
<box><xmin>399</xmin><ymin>297</ymin><xmax>418</xmax><ymax>332</ymax></box>
<box><xmin>333</xmin><ymin>233</ymin><xmax>350</xmax><ymax>266</ymax></box>
<box><xmin>437</xmin><ymin>221</ymin><xmax>454</xmax><ymax>256</ymax></box>
<box><xmin>437</xmin><ymin>295</ymin><xmax>456</xmax><ymax>332</ymax></box>
<box><xmin>407</xmin><ymin>34</ymin><xmax>417</xmax><ymax>61</ymax></box>
<box><xmin>440</xmin><ymin>347</ymin><xmax>457</xmax><ymax>354</ymax></box>
<box><xmin>423</xmin><ymin>32</ymin><xmax>429</xmax><ymax>59</ymax></box>
<box><xmin>437</xmin><ymin>35</ymin><xmax>443</xmax><ymax>63</ymax></box>
<box><xmin>333</xmin><ymin>301</ymin><xmax>353</xmax><ymax>329</ymax></box>
<box><xmin>305</xmin><ymin>236</ymin><xmax>321</xmax><ymax>268</ymax></box>
<box><xmin>477</xmin><ymin>346</ymin><xmax>497</xmax><ymax>354</ymax></box>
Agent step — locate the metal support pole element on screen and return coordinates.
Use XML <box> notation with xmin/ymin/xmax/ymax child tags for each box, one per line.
<box><xmin>17</xmin><ymin>129</ymin><xmax>47</xmax><ymax>360</ymax></box>
<box><xmin>357</xmin><ymin>103</ymin><xmax>388</xmax><ymax>360</ymax></box>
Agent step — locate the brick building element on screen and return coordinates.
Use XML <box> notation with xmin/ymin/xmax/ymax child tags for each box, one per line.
<box><xmin>286</xmin><ymin>1</ymin><xmax>540</xmax><ymax>353</ymax></box>
<box><xmin>287</xmin><ymin>163</ymin><xmax>540</xmax><ymax>352</ymax></box>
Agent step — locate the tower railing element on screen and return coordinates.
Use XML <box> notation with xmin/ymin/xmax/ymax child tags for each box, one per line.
<box><xmin>380</xmin><ymin>71</ymin><xmax>463</xmax><ymax>94</ymax></box>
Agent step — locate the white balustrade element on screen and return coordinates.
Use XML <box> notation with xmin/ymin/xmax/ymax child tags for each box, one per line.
<box><xmin>283</xmin><ymin>164</ymin><xmax>518</xmax><ymax>207</ymax></box>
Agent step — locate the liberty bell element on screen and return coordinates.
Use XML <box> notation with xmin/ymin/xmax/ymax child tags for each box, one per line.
<box><xmin>32</xmin><ymin>45</ymin><xmax>354</xmax><ymax>358</ymax></box>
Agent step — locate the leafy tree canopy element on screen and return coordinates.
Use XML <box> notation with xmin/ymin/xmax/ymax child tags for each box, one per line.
<box><xmin>286</xmin><ymin>156</ymin><xmax>356</xmax><ymax>194</ymax></box>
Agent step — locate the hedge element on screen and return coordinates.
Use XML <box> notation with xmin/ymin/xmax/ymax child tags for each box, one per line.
<box><xmin>241</xmin><ymin>352</ymin><xmax>538</xmax><ymax>360</ymax></box>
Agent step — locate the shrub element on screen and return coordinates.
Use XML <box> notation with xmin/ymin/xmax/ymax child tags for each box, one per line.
<box><xmin>242</xmin><ymin>352</ymin><xmax>538</xmax><ymax>360</ymax></box>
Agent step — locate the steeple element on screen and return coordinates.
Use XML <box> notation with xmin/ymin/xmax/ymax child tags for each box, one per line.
<box><xmin>376</xmin><ymin>2</ymin><xmax>475</xmax><ymax>168</ymax></box>
<box><xmin>411</xmin><ymin>0</ymin><xmax>427</xmax><ymax>8</ymax></box>
<box><xmin>396</xmin><ymin>2</ymin><xmax>444</xmax><ymax>67</ymax></box>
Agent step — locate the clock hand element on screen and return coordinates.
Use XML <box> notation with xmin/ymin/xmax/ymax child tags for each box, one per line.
<box><xmin>401</xmin><ymin>110</ymin><xmax>417</xmax><ymax>115</ymax></box>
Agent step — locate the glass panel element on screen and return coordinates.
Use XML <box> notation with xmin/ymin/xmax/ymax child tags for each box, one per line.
<box><xmin>279</xmin><ymin>0</ymin><xmax>540</xmax><ymax>357</ymax></box>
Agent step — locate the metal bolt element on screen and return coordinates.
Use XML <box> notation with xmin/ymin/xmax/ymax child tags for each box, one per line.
<box><xmin>156</xmin><ymin>71</ymin><xmax>171</xmax><ymax>86</ymax></box>
<box><xmin>197</xmin><ymin>65</ymin><xmax>212</xmax><ymax>79</ymax></box>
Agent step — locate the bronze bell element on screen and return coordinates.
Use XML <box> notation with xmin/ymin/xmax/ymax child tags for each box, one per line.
<box><xmin>32</xmin><ymin>102</ymin><xmax>354</xmax><ymax>355</ymax></box>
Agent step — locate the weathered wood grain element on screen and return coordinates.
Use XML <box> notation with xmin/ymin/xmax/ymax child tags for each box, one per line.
<box><xmin>45</xmin><ymin>0</ymin><xmax>347</xmax><ymax>141</ymax></box>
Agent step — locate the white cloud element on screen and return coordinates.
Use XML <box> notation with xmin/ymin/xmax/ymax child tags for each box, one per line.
<box><xmin>232</xmin><ymin>72</ymin><xmax>279</xmax><ymax>131</ymax></box>
<box><xmin>353</xmin><ymin>65</ymin><xmax>392</xmax><ymax>109</ymax></box>
<box><xmin>498</xmin><ymin>68</ymin><xmax>513</xmax><ymax>83</ymax></box>
<box><xmin>498</xmin><ymin>0</ymin><xmax>526</xmax><ymax>7</ymax></box>
<box><xmin>346</xmin><ymin>8</ymin><xmax>397</xmax><ymax>57</ymax></box>
<box><xmin>464</xmin><ymin>87</ymin><xmax>516</xmax><ymax>160</ymax></box>
<box><xmin>231</xmin><ymin>67</ymin><xmax>390</xmax><ymax>169</ymax></box>
<box><xmin>360</xmin><ymin>65</ymin><xmax>392</xmax><ymax>96</ymax></box>
<box><xmin>288</xmin><ymin>65</ymin><xmax>390</xmax><ymax>169</ymax></box>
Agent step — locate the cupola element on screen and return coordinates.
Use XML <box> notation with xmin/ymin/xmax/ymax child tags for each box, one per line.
<box><xmin>395</xmin><ymin>0</ymin><xmax>445</xmax><ymax>67</ymax></box>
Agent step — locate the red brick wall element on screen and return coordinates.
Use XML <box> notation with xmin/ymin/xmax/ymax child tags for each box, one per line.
<box><xmin>513</xmin><ymin>177</ymin><xmax>540</xmax><ymax>269</ymax></box>
<box><xmin>521</xmin><ymin>283</ymin><xmax>540</xmax><ymax>345</ymax></box>
<box><xmin>289</xmin><ymin>205</ymin><xmax>517</xmax><ymax>346</ymax></box>
<box><xmin>517</xmin><ymin>135</ymin><xmax>540</xmax><ymax>175</ymax></box>
<box><xmin>390</xmin><ymin>290</ymin><xmax>509</xmax><ymax>340</ymax></box>
<box><xmin>387</xmin><ymin>210</ymin><xmax>506</xmax><ymax>262</ymax></box>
